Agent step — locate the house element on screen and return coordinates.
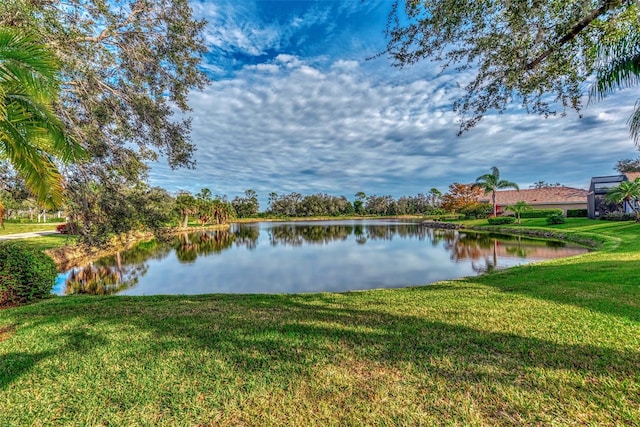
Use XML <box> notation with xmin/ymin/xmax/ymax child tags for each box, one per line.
<box><xmin>587</xmin><ymin>172</ymin><xmax>640</xmax><ymax>219</ymax></box>
<box><xmin>479</xmin><ymin>186</ymin><xmax>588</xmax><ymax>215</ymax></box>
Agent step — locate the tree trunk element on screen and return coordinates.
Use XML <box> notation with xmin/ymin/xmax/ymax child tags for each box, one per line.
<box><xmin>492</xmin><ymin>191</ymin><xmax>497</xmax><ymax>216</ymax></box>
<box><xmin>182</xmin><ymin>214</ymin><xmax>189</xmax><ymax>228</ymax></box>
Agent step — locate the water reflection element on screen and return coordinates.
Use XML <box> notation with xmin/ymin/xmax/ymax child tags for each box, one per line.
<box><xmin>56</xmin><ymin>221</ymin><xmax>589</xmax><ymax>296</ymax></box>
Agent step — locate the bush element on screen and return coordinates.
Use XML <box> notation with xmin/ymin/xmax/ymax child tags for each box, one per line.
<box><xmin>56</xmin><ymin>223</ymin><xmax>69</xmax><ymax>234</ymax></box>
<box><xmin>599</xmin><ymin>212</ymin><xmax>636</xmax><ymax>221</ymax></box>
<box><xmin>520</xmin><ymin>208</ymin><xmax>564</xmax><ymax>218</ymax></box>
<box><xmin>0</xmin><ymin>244</ymin><xmax>57</xmax><ymax>307</ymax></box>
<box><xmin>487</xmin><ymin>216</ymin><xmax>516</xmax><ymax>225</ymax></box>
<box><xmin>566</xmin><ymin>209</ymin><xmax>588</xmax><ymax>218</ymax></box>
<box><xmin>546</xmin><ymin>214</ymin><xmax>566</xmax><ymax>225</ymax></box>
<box><xmin>460</xmin><ymin>203</ymin><xmax>493</xmax><ymax>219</ymax></box>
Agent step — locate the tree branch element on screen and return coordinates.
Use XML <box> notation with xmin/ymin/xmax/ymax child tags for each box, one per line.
<box><xmin>526</xmin><ymin>0</ymin><xmax>619</xmax><ymax>70</ymax></box>
<box><xmin>81</xmin><ymin>5</ymin><xmax>145</xmax><ymax>43</ymax></box>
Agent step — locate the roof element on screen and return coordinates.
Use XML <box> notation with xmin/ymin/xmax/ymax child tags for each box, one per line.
<box><xmin>479</xmin><ymin>186</ymin><xmax>588</xmax><ymax>206</ymax></box>
<box><xmin>625</xmin><ymin>172</ymin><xmax>640</xmax><ymax>181</ymax></box>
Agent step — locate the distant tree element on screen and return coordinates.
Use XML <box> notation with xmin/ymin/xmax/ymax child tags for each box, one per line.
<box><xmin>474</xmin><ymin>167</ymin><xmax>519</xmax><ymax>217</ymax></box>
<box><xmin>175</xmin><ymin>191</ymin><xmax>197</xmax><ymax>228</ymax></box>
<box><xmin>530</xmin><ymin>181</ymin><xmax>563</xmax><ymax>189</ymax></box>
<box><xmin>615</xmin><ymin>157</ymin><xmax>640</xmax><ymax>173</ymax></box>
<box><xmin>441</xmin><ymin>183</ymin><xmax>484</xmax><ymax>213</ymax></box>
<box><xmin>354</xmin><ymin>192</ymin><xmax>367</xmax><ymax>215</ymax></box>
<box><xmin>606</xmin><ymin>178</ymin><xmax>640</xmax><ymax>220</ymax></box>
<box><xmin>232</xmin><ymin>189</ymin><xmax>259</xmax><ymax>218</ymax></box>
<box><xmin>506</xmin><ymin>201</ymin><xmax>532</xmax><ymax>224</ymax></box>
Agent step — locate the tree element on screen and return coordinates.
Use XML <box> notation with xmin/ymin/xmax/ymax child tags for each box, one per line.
<box><xmin>3</xmin><ymin>1</ymin><xmax>207</xmax><ymax>241</ymax></box>
<box><xmin>589</xmin><ymin>32</ymin><xmax>640</xmax><ymax>144</ymax></box>
<box><xmin>231</xmin><ymin>189</ymin><xmax>259</xmax><ymax>218</ymax></box>
<box><xmin>530</xmin><ymin>181</ymin><xmax>563</xmax><ymax>189</ymax></box>
<box><xmin>474</xmin><ymin>167</ymin><xmax>519</xmax><ymax>217</ymax></box>
<box><xmin>506</xmin><ymin>201</ymin><xmax>532</xmax><ymax>224</ymax></box>
<box><xmin>0</xmin><ymin>27</ymin><xmax>84</xmax><ymax>217</ymax></box>
<box><xmin>441</xmin><ymin>183</ymin><xmax>484</xmax><ymax>213</ymax></box>
<box><xmin>175</xmin><ymin>191</ymin><xmax>197</xmax><ymax>228</ymax></box>
<box><xmin>614</xmin><ymin>157</ymin><xmax>640</xmax><ymax>173</ymax></box>
<box><xmin>606</xmin><ymin>178</ymin><xmax>640</xmax><ymax>220</ymax></box>
<box><xmin>384</xmin><ymin>1</ymin><xmax>639</xmax><ymax>135</ymax></box>
<box><xmin>354</xmin><ymin>192</ymin><xmax>366</xmax><ymax>215</ymax></box>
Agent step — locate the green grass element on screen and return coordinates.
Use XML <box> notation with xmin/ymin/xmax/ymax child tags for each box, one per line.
<box><xmin>0</xmin><ymin>219</ymin><xmax>639</xmax><ymax>425</ymax></box>
<box><xmin>0</xmin><ymin>222</ymin><xmax>57</xmax><ymax>236</ymax></box>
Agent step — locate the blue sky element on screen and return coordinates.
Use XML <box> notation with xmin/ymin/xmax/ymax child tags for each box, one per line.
<box><xmin>149</xmin><ymin>0</ymin><xmax>640</xmax><ymax>206</ymax></box>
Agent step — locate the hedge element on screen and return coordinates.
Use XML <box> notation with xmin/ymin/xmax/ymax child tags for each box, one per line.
<box><xmin>566</xmin><ymin>209</ymin><xmax>588</xmax><ymax>218</ymax></box>
<box><xmin>487</xmin><ymin>216</ymin><xmax>516</xmax><ymax>225</ymax></box>
<box><xmin>519</xmin><ymin>208</ymin><xmax>564</xmax><ymax>218</ymax></box>
<box><xmin>0</xmin><ymin>243</ymin><xmax>57</xmax><ymax>307</ymax></box>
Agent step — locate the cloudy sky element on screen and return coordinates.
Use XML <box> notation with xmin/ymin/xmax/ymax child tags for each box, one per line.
<box><xmin>149</xmin><ymin>0</ymin><xmax>639</xmax><ymax>206</ymax></box>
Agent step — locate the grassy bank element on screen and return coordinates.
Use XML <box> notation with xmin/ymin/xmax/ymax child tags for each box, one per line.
<box><xmin>0</xmin><ymin>219</ymin><xmax>639</xmax><ymax>425</ymax></box>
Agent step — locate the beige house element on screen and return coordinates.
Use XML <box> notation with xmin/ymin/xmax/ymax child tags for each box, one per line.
<box><xmin>479</xmin><ymin>186</ymin><xmax>588</xmax><ymax>215</ymax></box>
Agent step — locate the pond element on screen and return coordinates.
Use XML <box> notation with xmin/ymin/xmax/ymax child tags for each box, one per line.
<box><xmin>53</xmin><ymin>220</ymin><xmax>589</xmax><ymax>296</ymax></box>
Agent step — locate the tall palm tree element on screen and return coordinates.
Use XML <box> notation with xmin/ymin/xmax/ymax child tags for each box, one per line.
<box><xmin>590</xmin><ymin>32</ymin><xmax>640</xmax><ymax>145</ymax></box>
<box><xmin>474</xmin><ymin>166</ymin><xmax>519</xmax><ymax>217</ymax></box>
<box><xmin>0</xmin><ymin>27</ymin><xmax>84</xmax><ymax>219</ymax></box>
<box><xmin>606</xmin><ymin>178</ymin><xmax>640</xmax><ymax>220</ymax></box>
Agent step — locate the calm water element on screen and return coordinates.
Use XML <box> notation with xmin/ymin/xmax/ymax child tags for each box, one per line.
<box><xmin>53</xmin><ymin>220</ymin><xmax>588</xmax><ymax>295</ymax></box>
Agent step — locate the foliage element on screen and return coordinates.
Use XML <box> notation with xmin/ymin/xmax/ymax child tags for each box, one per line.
<box><xmin>530</xmin><ymin>181</ymin><xmax>563</xmax><ymax>189</ymax></box>
<box><xmin>589</xmin><ymin>32</ymin><xmax>640</xmax><ymax>144</ymax></box>
<box><xmin>441</xmin><ymin>183</ymin><xmax>484</xmax><ymax>213</ymax></box>
<box><xmin>606</xmin><ymin>177</ymin><xmax>640</xmax><ymax>220</ymax></box>
<box><xmin>67</xmin><ymin>184</ymin><xmax>175</xmax><ymax>245</ymax></box>
<box><xmin>520</xmin><ymin>208</ymin><xmax>564</xmax><ymax>218</ymax></box>
<box><xmin>598</xmin><ymin>211</ymin><xmax>636</xmax><ymax>221</ymax></box>
<box><xmin>231</xmin><ymin>190</ymin><xmax>260</xmax><ymax>218</ymax></box>
<box><xmin>474</xmin><ymin>167</ymin><xmax>519</xmax><ymax>217</ymax></box>
<box><xmin>384</xmin><ymin>0</ymin><xmax>639</xmax><ymax>135</ymax></box>
<box><xmin>506</xmin><ymin>201</ymin><xmax>532</xmax><ymax>224</ymax></box>
<box><xmin>567</xmin><ymin>209</ymin><xmax>588</xmax><ymax>218</ymax></box>
<box><xmin>0</xmin><ymin>27</ymin><xmax>84</xmax><ymax>209</ymax></box>
<box><xmin>2</xmin><ymin>1</ymin><xmax>208</xmax><ymax>241</ymax></box>
<box><xmin>546</xmin><ymin>214</ymin><xmax>566</xmax><ymax>225</ymax></box>
<box><xmin>56</xmin><ymin>223</ymin><xmax>69</xmax><ymax>234</ymax></box>
<box><xmin>195</xmin><ymin>188</ymin><xmax>235</xmax><ymax>226</ymax></box>
<box><xmin>614</xmin><ymin>157</ymin><xmax>640</xmax><ymax>173</ymax></box>
<box><xmin>487</xmin><ymin>216</ymin><xmax>516</xmax><ymax>225</ymax></box>
<box><xmin>0</xmin><ymin>242</ymin><xmax>56</xmax><ymax>306</ymax></box>
<box><xmin>459</xmin><ymin>202</ymin><xmax>493</xmax><ymax>219</ymax></box>
<box><xmin>175</xmin><ymin>191</ymin><xmax>198</xmax><ymax>228</ymax></box>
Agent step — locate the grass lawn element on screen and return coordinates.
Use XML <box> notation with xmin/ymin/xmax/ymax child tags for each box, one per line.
<box><xmin>0</xmin><ymin>218</ymin><xmax>639</xmax><ymax>425</ymax></box>
<box><xmin>0</xmin><ymin>221</ymin><xmax>57</xmax><ymax>236</ymax></box>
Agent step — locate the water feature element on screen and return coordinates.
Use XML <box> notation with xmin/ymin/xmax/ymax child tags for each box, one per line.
<box><xmin>53</xmin><ymin>220</ymin><xmax>589</xmax><ymax>295</ymax></box>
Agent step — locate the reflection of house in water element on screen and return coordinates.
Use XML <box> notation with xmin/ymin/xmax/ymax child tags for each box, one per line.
<box><xmin>587</xmin><ymin>173</ymin><xmax>640</xmax><ymax>219</ymax></box>
<box><xmin>443</xmin><ymin>232</ymin><xmax>587</xmax><ymax>273</ymax></box>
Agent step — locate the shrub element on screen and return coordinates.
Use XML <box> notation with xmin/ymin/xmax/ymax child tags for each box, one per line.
<box><xmin>487</xmin><ymin>216</ymin><xmax>516</xmax><ymax>225</ymax></box>
<box><xmin>520</xmin><ymin>208</ymin><xmax>564</xmax><ymax>218</ymax></box>
<box><xmin>56</xmin><ymin>223</ymin><xmax>69</xmax><ymax>234</ymax></box>
<box><xmin>546</xmin><ymin>214</ymin><xmax>566</xmax><ymax>225</ymax></box>
<box><xmin>460</xmin><ymin>203</ymin><xmax>493</xmax><ymax>219</ymax></box>
<box><xmin>566</xmin><ymin>209</ymin><xmax>588</xmax><ymax>218</ymax></box>
<box><xmin>599</xmin><ymin>212</ymin><xmax>636</xmax><ymax>221</ymax></box>
<box><xmin>0</xmin><ymin>243</ymin><xmax>57</xmax><ymax>307</ymax></box>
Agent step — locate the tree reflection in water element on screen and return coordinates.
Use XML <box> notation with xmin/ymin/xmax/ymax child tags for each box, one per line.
<box><xmin>58</xmin><ymin>222</ymin><xmax>584</xmax><ymax>295</ymax></box>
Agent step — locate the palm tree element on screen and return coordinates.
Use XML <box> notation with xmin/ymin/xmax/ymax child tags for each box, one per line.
<box><xmin>0</xmin><ymin>28</ymin><xmax>84</xmax><ymax>215</ymax></box>
<box><xmin>590</xmin><ymin>33</ymin><xmax>640</xmax><ymax>145</ymax></box>
<box><xmin>606</xmin><ymin>178</ymin><xmax>640</xmax><ymax>220</ymax></box>
<box><xmin>507</xmin><ymin>201</ymin><xmax>531</xmax><ymax>224</ymax></box>
<box><xmin>474</xmin><ymin>166</ymin><xmax>519</xmax><ymax>217</ymax></box>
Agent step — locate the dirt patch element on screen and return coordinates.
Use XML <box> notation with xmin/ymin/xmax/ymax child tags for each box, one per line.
<box><xmin>0</xmin><ymin>324</ymin><xmax>16</xmax><ymax>342</ymax></box>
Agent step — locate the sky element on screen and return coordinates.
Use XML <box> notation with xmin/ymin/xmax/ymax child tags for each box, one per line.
<box><xmin>148</xmin><ymin>0</ymin><xmax>640</xmax><ymax>207</ymax></box>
